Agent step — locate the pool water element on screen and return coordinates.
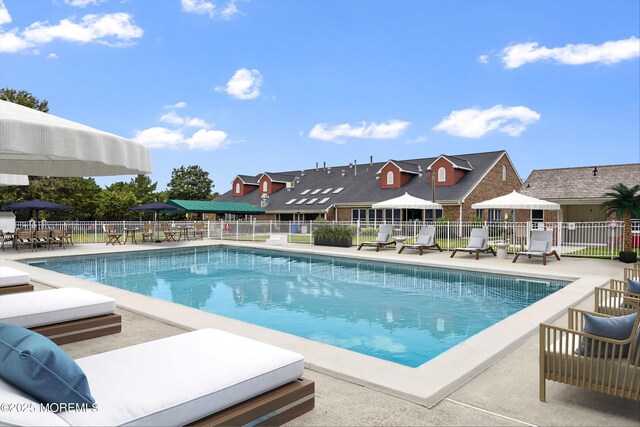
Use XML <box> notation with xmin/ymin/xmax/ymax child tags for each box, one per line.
<box><xmin>26</xmin><ymin>246</ymin><xmax>567</xmax><ymax>367</ymax></box>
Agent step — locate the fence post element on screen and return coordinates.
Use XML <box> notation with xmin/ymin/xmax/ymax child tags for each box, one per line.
<box><xmin>94</xmin><ymin>220</ymin><xmax>98</xmax><ymax>243</ymax></box>
<box><xmin>309</xmin><ymin>221</ymin><xmax>313</xmax><ymax>244</ymax></box>
<box><xmin>357</xmin><ymin>220</ymin><xmax>360</xmax><ymax>246</ymax></box>
<box><xmin>252</xmin><ymin>220</ymin><xmax>256</xmax><ymax>241</ymax></box>
<box><xmin>447</xmin><ymin>221</ymin><xmax>450</xmax><ymax>251</ymax></box>
<box><xmin>207</xmin><ymin>221</ymin><xmax>210</xmax><ymax>239</ymax></box>
<box><xmin>270</xmin><ymin>220</ymin><xmax>273</xmax><ymax>236</ymax></box>
<box><xmin>557</xmin><ymin>221</ymin><xmax>563</xmax><ymax>258</ymax></box>
<box><xmin>220</xmin><ymin>219</ymin><xmax>223</xmax><ymax>240</ymax></box>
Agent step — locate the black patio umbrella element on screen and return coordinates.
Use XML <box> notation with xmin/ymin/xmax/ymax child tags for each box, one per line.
<box><xmin>130</xmin><ymin>201</ymin><xmax>182</xmax><ymax>243</ymax></box>
<box><xmin>1</xmin><ymin>199</ymin><xmax>74</xmax><ymax>229</ymax></box>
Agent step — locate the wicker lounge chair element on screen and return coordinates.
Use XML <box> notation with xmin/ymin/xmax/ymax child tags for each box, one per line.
<box><xmin>0</xmin><ymin>329</ymin><xmax>314</xmax><ymax>426</ymax></box>
<box><xmin>539</xmin><ymin>306</ymin><xmax>640</xmax><ymax>402</ymax></box>
<box><xmin>0</xmin><ymin>287</ymin><xmax>121</xmax><ymax>344</ymax></box>
<box><xmin>512</xmin><ymin>230</ymin><xmax>560</xmax><ymax>265</ymax></box>
<box><xmin>398</xmin><ymin>225</ymin><xmax>442</xmax><ymax>255</ymax></box>
<box><xmin>450</xmin><ymin>228</ymin><xmax>496</xmax><ymax>260</ymax></box>
<box><xmin>0</xmin><ymin>266</ymin><xmax>33</xmax><ymax>295</ymax></box>
<box><xmin>357</xmin><ymin>224</ymin><xmax>396</xmax><ymax>252</ymax></box>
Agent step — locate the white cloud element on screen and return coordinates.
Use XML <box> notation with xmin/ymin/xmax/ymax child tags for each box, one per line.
<box><xmin>0</xmin><ymin>10</ymin><xmax>143</xmax><ymax>53</ymax></box>
<box><xmin>217</xmin><ymin>68</ymin><xmax>263</xmax><ymax>100</ymax></box>
<box><xmin>309</xmin><ymin>120</ymin><xmax>411</xmax><ymax>142</ymax></box>
<box><xmin>501</xmin><ymin>37</ymin><xmax>640</xmax><ymax>69</ymax></box>
<box><xmin>181</xmin><ymin>0</ymin><xmax>241</xmax><ymax>20</ymax></box>
<box><xmin>478</xmin><ymin>54</ymin><xmax>489</xmax><ymax>64</ymax></box>
<box><xmin>47</xmin><ymin>52</ymin><xmax>58</xmax><ymax>59</ymax></box>
<box><xmin>133</xmin><ymin>127</ymin><xmax>185</xmax><ymax>149</ymax></box>
<box><xmin>164</xmin><ymin>101</ymin><xmax>187</xmax><ymax>109</ymax></box>
<box><xmin>159</xmin><ymin>111</ymin><xmax>210</xmax><ymax>128</ymax></box>
<box><xmin>65</xmin><ymin>0</ymin><xmax>107</xmax><ymax>7</ymax></box>
<box><xmin>0</xmin><ymin>0</ymin><xmax>11</xmax><ymax>26</ymax></box>
<box><xmin>406</xmin><ymin>135</ymin><xmax>428</xmax><ymax>144</ymax></box>
<box><xmin>433</xmin><ymin>105</ymin><xmax>540</xmax><ymax>138</ymax></box>
<box><xmin>186</xmin><ymin>129</ymin><xmax>229</xmax><ymax>150</ymax></box>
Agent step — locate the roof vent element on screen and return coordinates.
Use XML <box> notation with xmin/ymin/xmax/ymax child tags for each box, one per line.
<box><xmin>315</xmin><ymin>162</ymin><xmax>319</xmax><ymax>171</ymax></box>
<box><xmin>341</xmin><ymin>170</ymin><xmax>346</xmax><ymax>177</ymax></box>
<box><xmin>327</xmin><ymin>167</ymin><xmax>331</xmax><ymax>174</ymax></box>
<box><xmin>370</xmin><ymin>155</ymin><xmax>373</xmax><ymax>166</ymax></box>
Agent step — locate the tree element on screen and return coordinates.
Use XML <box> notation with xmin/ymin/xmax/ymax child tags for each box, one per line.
<box><xmin>95</xmin><ymin>188</ymin><xmax>138</xmax><ymax>220</ymax></box>
<box><xmin>0</xmin><ymin>88</ymin><xmax>49</xmax><ymax>112</ymax></box>
<box><xmin>602</xmin><ymin>183</ymin><xmax>640</xmax><ymax>253</ymax></box>
<box><xmin>166</xmin><ymin>165</ymin><xmax>214</xmax><ymax>201</ymax></box>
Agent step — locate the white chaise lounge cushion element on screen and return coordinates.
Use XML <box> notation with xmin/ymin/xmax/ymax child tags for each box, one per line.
<box><xmin>0</xmin><ymin>288</ymin><xmax>115</xmax><ymax>328</ymax></box>
<box><xmin>0</xmin><ymin>266</ymin><xmax>30</xmax><ymax>288</ymax></box>
<box><xmin>63</xmin><ymin>328</ymin><xmax>304</xmax><ymax>426</ymax></box>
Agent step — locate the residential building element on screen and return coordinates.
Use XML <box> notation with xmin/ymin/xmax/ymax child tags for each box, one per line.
<box><xmin>216</xmin><ymin>150</ymin><xmax>522</xmax><ymax>222</ymax></box>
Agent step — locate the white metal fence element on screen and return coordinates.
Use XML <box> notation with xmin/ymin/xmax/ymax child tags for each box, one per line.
<box><xmin>12</xmin><ymin>219</ymin><xmax>640</xmax><ymax>259</ymax></box>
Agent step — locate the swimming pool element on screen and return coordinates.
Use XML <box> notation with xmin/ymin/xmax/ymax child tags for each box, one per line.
<box><xmin>26</xmin><ymin>246</ymin><xmax>567</xmax><ymax>367</ymax></box>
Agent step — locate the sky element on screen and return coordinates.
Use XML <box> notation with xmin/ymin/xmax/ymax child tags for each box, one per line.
<box><xmin>1</xmin><ymin>0</ymin><xmax>639</xmax><ymax>193</ymax></box>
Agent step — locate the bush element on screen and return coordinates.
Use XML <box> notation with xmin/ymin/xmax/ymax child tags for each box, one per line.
<box><xmin>312</xmin><ymin>223</ymin><xmax>354</xmax><ymax>247</ymax></box>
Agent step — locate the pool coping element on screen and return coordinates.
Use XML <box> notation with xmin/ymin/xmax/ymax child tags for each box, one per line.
<box><xmin>1</xmin><ymin>240</ymin><xmax>617</xmax><ymax>408</ymax></box>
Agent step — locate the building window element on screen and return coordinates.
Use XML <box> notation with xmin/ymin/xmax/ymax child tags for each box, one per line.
<box><xmin>437</xmin><ymin>167</ymin><xmax>446</xmax><ymax>182</ymax></box>
<box><xmin>385</xmin><ymin>209</ymin><xmax>401</xmax><ymax>222</ymax></box>
<box><xmin>531</xmin><ymin>209</ymin><xmax>544</xmax><ymax>223</ymax></box>
<box><xmin>502</xmin><ymin>165</ymin><xmax>507</xmax><ymax>181</ymax></box>
<box><xmin>368</xmin><ymin>209</ymin><xmax>383</xmax><ymax>222</ymax></box>
<box><xmin>262</xmin><ymin>181</ymin><xmax>268</xmax><ymax>193</ymax></box>
<box><xmin>488</xmin><ymin>209</ymin><xmax>502</xmax><ymax>222</ymax></box>
<box><xmin>352</xmin><ymin>209</ymin><xmax>367</xmax><ymax>222</ymax></box>
<box><xmin>386</xmin><ymin>171</ymin><xmax>394</xmax><ymax>185</ymax></box>
<box><xmin>475</xmin><ymin>209</ymin><xmax>483</xmax><ymax>220</ymax></box>
<box><xmin>425</xmin><ymin>209</ymin><xmax>443</xmax><ymax>221</ymax></box>
<box><xmin>235</xmin><ymin>183</ymin><xmax>240</xmax><ymax>194</ymax></box>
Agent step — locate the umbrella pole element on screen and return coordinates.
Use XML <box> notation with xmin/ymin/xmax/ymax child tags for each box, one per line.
<box><xmin>154</xmin><ymin>210</ymin><xmax>162</xmax><ymax>243</ymax></box>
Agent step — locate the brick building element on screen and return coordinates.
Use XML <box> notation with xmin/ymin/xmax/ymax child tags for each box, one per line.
<box><xmin>216</xmin><ymin>150</ymin><xmax>522</xmax><ymax>222</ymax></box>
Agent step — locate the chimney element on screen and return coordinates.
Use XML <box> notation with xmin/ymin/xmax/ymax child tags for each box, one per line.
<box><xmin>315</xmin><ymin>162</ymin><xmax>319</xmax><ymax>171</ymax></box>
<box><xmin>369</xmin><ymin>155</ymin><xmax>373</xmax><ymax>166</ymax></box>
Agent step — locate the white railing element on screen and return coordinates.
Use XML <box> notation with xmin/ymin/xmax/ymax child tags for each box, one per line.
<box><xmin>11</xmin><ymin>219</ymin><xmax>640</xmax><ymax>259</ymax></box>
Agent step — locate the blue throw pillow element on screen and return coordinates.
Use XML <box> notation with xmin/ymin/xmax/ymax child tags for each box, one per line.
<box><xmin>580</xmin><ymin>312</ymin><xmax>637</xmax><ymax>357</ymax></box>
<box><xmin>0</xmin><ymin>323</ymin><xmax>95</xmax><ymax>407</ymax></box>
<box><xmin>627</xmin><ymin>278</ymin><xmax>640</xmax><ymax>294</ymax></box>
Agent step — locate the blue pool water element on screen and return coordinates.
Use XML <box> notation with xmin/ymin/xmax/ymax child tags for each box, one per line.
<box><xmin>26</xmin><ymin>246</ymin><xmax>567</xmax><ymax>367</ymax></box>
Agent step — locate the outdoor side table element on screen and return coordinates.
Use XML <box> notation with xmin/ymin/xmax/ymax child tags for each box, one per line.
<box><xmin>495</xmin><ymin>242</ymin><xmax>510</xmax><ymax>259</ymax></box>
<box><xmin>124</xmin><ymin>228</ymin><xmax>138</xmax><ymax>244</ymax></box>
<box><xmin>394</xmin><ymin>235</ymin><xmax>407</xmax><ymax>249</ymax></box>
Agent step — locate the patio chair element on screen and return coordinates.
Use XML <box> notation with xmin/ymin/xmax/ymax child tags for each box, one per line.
<box><xmin>398</xmin><ymin>225</ymin><xmax>442</xmax><ymax>255</ymax></box>
<box><xmin>0</xmin><ymin>287</ymin><xmax>121</xmax><ymax>345</ymax></box>
<box><xmin>0</xmin><ymin>329</ymin><xmax>314</xmax><ymax>426</ymax></box>
<box><xmin>539</xmin><ymin>305</ymin><xmax>640</xmax><ymax>402</ymax></box>
<box><xmin>0</xmin><ymin>230</ymin><xmax>13</xmax><ymax>251</ymax></box>
<box><xmin>15</xmin><ymin>230</ymin><xmax>34</xmax><ymax>252</ymax></box>
<box><xmin>34</xmin><ymin>229</ymin><xmax>51</xmax><ymax>251</ymax></box>
<box><xmin>141</xmin><ymin>223</ymin><xmax>154</xmax><ymax>243</ymax></box>
<box><xmin>193</xmin><ymin>221</ymin><xmax>205</xmax><ymax>239</ymax></box>
<box><xmin>162</xmin><ymin>223</ymin><xmax>177</xmax><ymax>242</ymax></box>
<box><xmin>63</xmin><ymin>225</ymin><xmax>74</xmax><ymax>245</ymax></box>
<box><xmin>104</xmin><ymin>224</ymin><xmax>122</xmax><ymax>245</ymax></box>
<box><xmin>450</xmin><ymin>228</ymin><xmax>496</xmax><ymax>260</ymax></box>
<box><xmin>512</xmin><ymin>230</ymin><xmax>560</xmax><ymax>266</ymax></box>
<box><xmin>357</xmin><ymin>224</ymin><xmax>396</xmax><ymax>252</ymax></box>
<box><xmin>0</xmin><ymin>266</ymin><xmax>34</xmax><ymax>295</ymax></box>
<box><xmin>594</xmin><ymin>278</ymin><xmax>640</xmax><ymax>316</ymax></box>
<box><xmin>50</xmin><ymin>229</ymin><xmax>65</xmax><ymax>249</ymax></box>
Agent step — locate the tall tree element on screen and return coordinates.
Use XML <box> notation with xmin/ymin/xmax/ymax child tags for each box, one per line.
<box><xmin>0</xmin><ymin>88</ymin><xmax>49</xmax><ymax>112</ymax></box>
<box><xmin>602</xmin><ymin>183</ymin><xmax>640</xmax><ymax>252</ymax></box>
<box><xmin>166</xmin><ymin>165</ymin><xmax>214</xmax><ymax>200</ymax></box>
<box><xmin>95</xmin><ymin>188</ymin><xmax>138</xmax><ymax>220</ymax></box>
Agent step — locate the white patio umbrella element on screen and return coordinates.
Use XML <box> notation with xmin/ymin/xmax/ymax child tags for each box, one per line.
<box><xmin>0</xmin><ymin>174</ymin><xmax>28</xmax><ymax>186</ymax></box>
<box><xmin>471</xmin><ymin>190</ymin><xmax>560</xmax><ymax>210</ymax></box>
<box><xmin>372</xmin><ymin>192</ymin><xmax>443</xmax><ymax>210</ymax></box>
<box><xmin>0</xmin><ymin>100</ymin><xmax>152</xmax><ymax>177</ymax></box>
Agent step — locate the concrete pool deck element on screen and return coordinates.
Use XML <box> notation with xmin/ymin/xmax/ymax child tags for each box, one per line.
<box><xmin>1</xmin><ymin>241</ymin><xmax>638</xmax><ymax>425</ymax></box>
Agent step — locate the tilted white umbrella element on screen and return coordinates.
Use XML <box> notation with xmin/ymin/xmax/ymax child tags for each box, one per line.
<box><xmin>471</xmin><ymin>190</ymin><xmax>560</xmax><ymax>210</ymax></box>
<box><xmin>372</xmin><ymin>192</ymin><xmax>443</xmax><ymax>209</ymax></box>
<box><xmin>0</xmin><ymin>174</ymin><xmax>28</xmax><ymax>186</ymax></box>
<box><xmin>0</xmin><ymin>100</ymin><xmax>152</xmax><ymax>177</ymax></box>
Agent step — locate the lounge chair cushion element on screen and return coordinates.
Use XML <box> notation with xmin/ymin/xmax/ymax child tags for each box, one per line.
<box><xmin>580</xmin><ymin>312</ymin><xmax>637</xmax><ymax>357</ymax></box>
<box><xmin>627</xmin><ymin>278</ymin><xmax>640</xmax><ymax>294</ymax></box>
<box><xmin>528</xmin><ymin>240</ymin><xmax>548</xmax><ymax>253</ymax></box>
<box><xmin>416</xmin><ymin>234</ymin><xmax>433</xmax><ymax>246</ymax></box>
<box><xmin>0</xmin><ymin>266</ymin><xmax>30</xmax><ymax>288</ymax></box>
<box><xmin>467</xmin><ymin>237</ymin><xmax>484</xmax><ymax>249</ymax></box>
<box><xmin>376</xmin><ymin>232</ymin><xmax>389</xmax><ymax>243</ymax></box>
<box><xmin>0</xmin><ymin>324</ymin><xmax>95</xmax><ymax>406</ymax></box>
<box><xmin>0</xmin><ymin>288</ymin><xmax>116</xmax><ymax>328</ymax></box>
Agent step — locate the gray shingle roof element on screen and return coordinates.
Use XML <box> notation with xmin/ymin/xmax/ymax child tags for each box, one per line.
<box><xmin>217</xmin><ymin>151</ymin><xmax>507</xmax><ymax>212</ymax></box>
<box><xmin>520</xmin><ymin>164</ymin><xmax>640</xmax><ymax>200</ymax></box>
<box><xmin>263</xmin><ymin>172</ymin><xmax>296</xmax><ymax>183</ymax></box>
<box><xmin>237</xmin><ymin>174</ymin><xmax>259</xmax><ymax>185</ymax></box>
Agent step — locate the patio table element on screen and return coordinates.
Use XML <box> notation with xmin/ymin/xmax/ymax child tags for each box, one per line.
<box><xmin>123</xmin><ymin>228</ymin><xmax>138</xmax><ymax>245</ymax></box>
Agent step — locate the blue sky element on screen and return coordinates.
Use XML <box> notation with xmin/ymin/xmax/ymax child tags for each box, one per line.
<box><xmin>1</xmin><ymin>0</ymin><xmax>638</xmax><ymax>193</ymax></box>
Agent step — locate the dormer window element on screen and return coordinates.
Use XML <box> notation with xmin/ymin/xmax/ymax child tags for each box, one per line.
<box><xmin>262</xmin><ymin>181</ymin><xmax>268</xmax><ymax>193</ymax></box>
<box><xmin>235</xmin><ymin>183</ymin><xmax>240</xmax><ymax>193</ymax></box>
<box><xmin>386</xmin><ymin>171</ymin><xmax>394</xmax><ymax>185</ymax></box>
<box><xmin>437</xmin><ymin>167</ymin><xmax>446</xmax><ymax>182</ymax></box>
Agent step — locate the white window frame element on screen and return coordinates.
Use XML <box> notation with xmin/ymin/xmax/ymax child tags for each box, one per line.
<box><xmin>437</xmin><ymin>167</ymin><xmax>446</xmax><ymax>182</ymax></box>
<box><xmin>235</xmin><ymin>182</ymin><xmax>240</xmax><ymax>193</ymax></box>
<box><xmin>386</xmin><ymin>171</ymin><xmax>394</xmax><ymax>185</ymax></box>
<box><xmin>262</xmin><ymin>181</ymin><xmax>268</xmax><ymax>193</ymax></box>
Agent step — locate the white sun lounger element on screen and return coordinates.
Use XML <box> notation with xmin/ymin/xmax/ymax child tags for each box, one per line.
<box><xmin>512</xmin><ymin>230</ymin><xmax>560</xmax><ymax>265</ymax></box>
<box><xmin>357</xmin><ymin>224</ymin><xmax>396</xmax><ymax>252</ymax></box>
<box><xmin>0</xmin><ymin>328</ymin><xmax>314</xmax><ymax>426</ymax></box>
<box><xmin>450</xmin><ymin>228</ymin><xmax>496</xmax><ymax>260</ymax></box>
<box><xmin>0</xmin><ymin>287</ymin><xmax>121</xmax><ymax>344</ymax></box>
<box><xmin>0</xmin><ymin>266</ymin><xmax>33</xmax><ymax>295</ymax></box>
